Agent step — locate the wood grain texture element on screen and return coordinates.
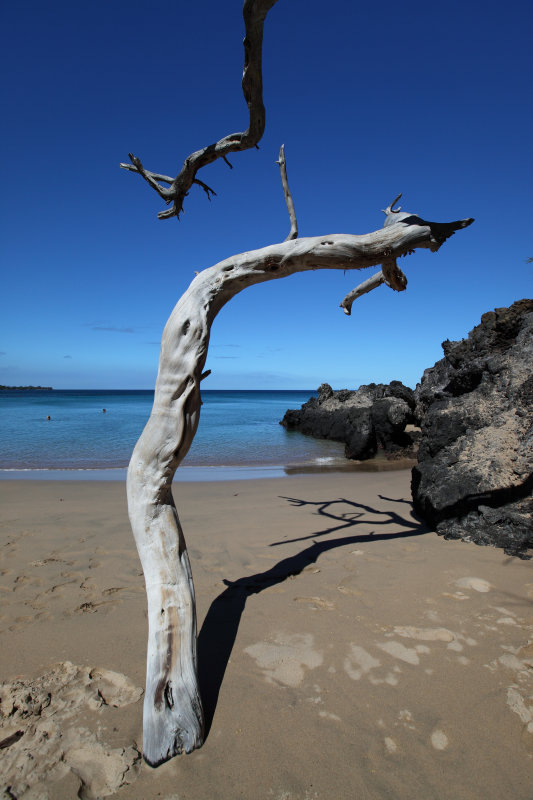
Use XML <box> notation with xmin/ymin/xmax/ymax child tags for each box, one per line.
<box><xmin>127</xmin><ymin>210</ymin><xmax>473</xmax><ymax>765</ymax></box>
<box><xmin>120</xmin><ymin>0</ymin><xmax>474</xmax><ymax>770</ymax></box>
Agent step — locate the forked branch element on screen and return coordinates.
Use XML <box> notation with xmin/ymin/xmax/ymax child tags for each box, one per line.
<box><xmin>383</xmin><ymin>193</ymin><xmax>403</xmax><ymax>217</ymax></box>
<box><xmin>341</xmin><ymin>195</ymin><xmax>474</xmax><ymax>314</ymax></box>
<box><xmin>120</xmin><ymin>0</ymin><xmax>278</xmax><ymax>220</ymax></box>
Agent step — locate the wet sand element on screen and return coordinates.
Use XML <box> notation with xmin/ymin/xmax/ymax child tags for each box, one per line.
<box><xmin>1</xmin><ymin>471</ymin><xmax>533</xmax><ymax>799</ymax></box>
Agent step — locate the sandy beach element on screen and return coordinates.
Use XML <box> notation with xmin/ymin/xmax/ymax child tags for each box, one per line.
<box><xmin>1</xmin><ymin>470</ymin><xmax>533</xmax><ymax>799</ymax></box>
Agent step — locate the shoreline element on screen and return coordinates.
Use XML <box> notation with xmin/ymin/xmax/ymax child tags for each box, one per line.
<box><xmin>0</xmin><ymin>455</ymin><xmax>417</xmax><ymax>482</ymax></box>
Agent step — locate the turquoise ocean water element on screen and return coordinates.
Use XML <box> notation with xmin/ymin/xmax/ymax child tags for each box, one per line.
<box><xmin>0</xmin><ymin>389</ymin><xmax>345</xmax><ymax>475</ymax></box>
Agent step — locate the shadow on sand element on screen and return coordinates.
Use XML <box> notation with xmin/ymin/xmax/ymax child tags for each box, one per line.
<box><xmin>197</xmin><ymin>494</ymin><xmax>429</xmax><ymax>737</ymax></box>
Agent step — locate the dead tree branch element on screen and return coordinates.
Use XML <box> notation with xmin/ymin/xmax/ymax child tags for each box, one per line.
<box><xmin>120</xmin><ymin>0</ymin><xmax>277</xmax><ymax>220</ymax></box>
<box><xmin>127</xmin><ymin>207</ymin><xmax>473</xmax><ymax>767</ymax></box>
<box><xmin>340</xmin><ymin>194</ymin><xmax>473</xmax><ymax>313</ymax></box>
<box><xmin>276</xmin><ymin>144</ymin><xmax>298</xmax><ymax>240</ymax></box>
<box><xmin>340</xmin><ymin>270</ymin><xmax>386</xmax><ymax>314</ymax></box>
<box><xmin>121</xmin><ymin>0</ymin><xmax>474</xmax><ymax>773</ymax></box>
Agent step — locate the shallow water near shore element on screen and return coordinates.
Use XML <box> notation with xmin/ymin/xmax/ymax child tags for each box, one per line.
<box><xmin>0</xmin><ymin>389</ymin><xmax>346</xmax><ymax>472</ymax></box>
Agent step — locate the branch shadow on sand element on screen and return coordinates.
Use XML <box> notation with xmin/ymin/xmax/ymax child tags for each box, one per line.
<box><xmin>197</xmin><ymin>494</ymin><xmax>428</xmax><ymax>737</ymax></box>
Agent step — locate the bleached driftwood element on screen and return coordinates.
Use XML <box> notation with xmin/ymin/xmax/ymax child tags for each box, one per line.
<box><xmin>122</xmin><ymin>0</ymin><xmax>473</xmax><ymax>769</ymax></box>
<box><xmin>276</xmin><ymin>143</ymin><xmax>298</xmax><ymax>241</ymax></box>
<box><xmin>127</xmin><ymin>207</ymin><xmax>472</xmax><ymax>766</ymax></box>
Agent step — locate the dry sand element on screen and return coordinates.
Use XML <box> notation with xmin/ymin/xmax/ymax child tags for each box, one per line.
<box><xmin>1</xmin><ymin>471</ymin><xmax>533</xmax><ymax>799</ymax></box>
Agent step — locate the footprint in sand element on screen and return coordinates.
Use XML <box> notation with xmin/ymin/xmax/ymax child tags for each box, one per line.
<box><xmin>0</xmin><ymin>662</ymin><xmax>142</xmax><ymax>798</ymax></box>
<box><xmin>61</xmin><ymin>570</ymin><xmax>84</xmax><ymax>580</ymax></box>
<box><xmin>76</xmin><ymin>601</ymin><xmax>100</xmax><ymax>613</ymax></box>
<box><xmin>64</xmin><ymin>737</ymin><xmax>141</xmax><ymax>800</ymax></box>
<box><xmin>33</xmin><ymin>555</ymin><xmax>75</xmax><ymax>567</ymax></box>
<box><xmin>13</xmin><ymin>573</ymin><xmax>43</xmax><ymax>591</ymax></box>
<box><xmin>392</xmin><ymin>625</ymin><xmax>472</xmax><ymax>653</ymax></box>
<box><xmin>8</xmin><ymin>614</ymin><xmax>35</xmax><ymax>632</ymax></box>
<box><xmin>337</xmin><ymin>583</ymin><xmax>363</xmax><ymax>599</ymax></box>
<box><xmin>81</xmin><ymin>578</ymin><xmax>99</xmax><ymax>592</ymax></box>
<box><xmin>393</xmin><ymin>625</ymin><xmax>455</xmax><ymax>643</ymax></box>
<box><xmin>336</xmin><ymin>574</ymin><xmax>375</xmax><ymax>606</ymax></box>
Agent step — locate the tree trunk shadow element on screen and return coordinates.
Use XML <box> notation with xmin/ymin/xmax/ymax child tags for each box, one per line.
<box><xmin>197</xmin><ymin>494</ymin><xmax>428</xmax><ymax>737</ymax></box>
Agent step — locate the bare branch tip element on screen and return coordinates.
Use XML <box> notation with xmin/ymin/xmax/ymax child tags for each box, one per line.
<box><xmin>124</xmin><ymin>0</ymin><xmax>277</xmax><ymax>221</ymax></box>
<box><xmin>157</xmin><ymin>205</ymin><xmax>179</xmax><ymax>220</ymax></box>
<box><xmin>193</xmin><ymin>179</ymin><xmax>217</xmax><ymax>201</ymax></box>
<box><xmin>276</xmin><ymin>143</ymin><xmax>298</xmax><ymax>240</ymax></box>
<box><xmin>382</xmin><ymin>193</ymin><xmax>403</xmax><ymax>215</ymax></box>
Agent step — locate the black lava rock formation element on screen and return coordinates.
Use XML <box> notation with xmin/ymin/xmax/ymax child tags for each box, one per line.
<box><xmin>280</xmin><ymin>381</ymin><xmax>418</xmax><ymax>461</ymax></box>
<box><xmin>411</xmin><ymin>299</ymin><xmax>533</xmax><ymax>558</ymax></box>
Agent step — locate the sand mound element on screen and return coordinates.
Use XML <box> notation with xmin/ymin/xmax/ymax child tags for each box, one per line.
<box><xmin>0</xmin><ymin>662</ymin><xmax>142</xmax><ymax>799</ymax></box>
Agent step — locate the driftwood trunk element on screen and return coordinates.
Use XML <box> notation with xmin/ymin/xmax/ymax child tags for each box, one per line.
<box><xmin>120</xmin><ymin>0</ymin><xmax>473</xmax><ymax>769</ymax></box>
<box><xmin>127</xmin><ymin>211</ymin><xmax>472</xmax><ymax>766</ymax></box>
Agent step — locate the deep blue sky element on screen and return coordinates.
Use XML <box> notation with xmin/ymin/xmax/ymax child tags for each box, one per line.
<box><xmin>1</xmin><ymin>0</ymin><xmax>531</xmax><ymax>390</ymax></box>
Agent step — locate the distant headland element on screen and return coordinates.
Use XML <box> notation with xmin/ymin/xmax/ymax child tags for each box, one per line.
<box><xmin>0</xmin><ymin>385</ymin><xmax>53</xmax><ymax>391</ymax></box>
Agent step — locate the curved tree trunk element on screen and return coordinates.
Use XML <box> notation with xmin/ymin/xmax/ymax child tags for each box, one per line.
<box><xmin>127</xmin><ymin>213</ymin><xmax>472</xmax><ymax>766</ymax></box>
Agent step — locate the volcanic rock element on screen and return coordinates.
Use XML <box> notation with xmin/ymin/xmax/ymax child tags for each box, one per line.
<box><xmin>280</xmin><ymin>381</ymin><xmax>418</xmax><ymax>461</ymax></box>
<box><xmin>412</xmin><ymin>299</ymin><xmax>533</xmax><ymax>558</ymax></box>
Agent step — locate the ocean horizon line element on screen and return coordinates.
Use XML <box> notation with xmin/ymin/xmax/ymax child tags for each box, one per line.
<box><xmin>1</xmin><ymin>387</ymin><xmax>318</xmax><ymax>392</ymax></box>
